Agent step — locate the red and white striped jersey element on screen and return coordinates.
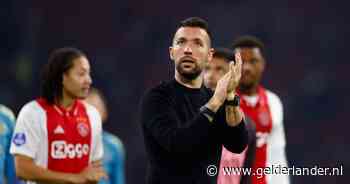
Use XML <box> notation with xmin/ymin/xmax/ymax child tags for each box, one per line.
<box><xmin>10</xmin><ymin>98</ymin><xmax>103</xmax><ymax>184</ymax></box>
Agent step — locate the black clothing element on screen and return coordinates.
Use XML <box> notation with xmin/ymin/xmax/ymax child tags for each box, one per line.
<box><xmin>140</xmin><ymin>80</ymin><xmax>248</xmax><ymax>184</ymax></box>
<box><xmin>241</xmin><ymin>117</ymin><xmax>257</xmax><ymax>184</ymax></box>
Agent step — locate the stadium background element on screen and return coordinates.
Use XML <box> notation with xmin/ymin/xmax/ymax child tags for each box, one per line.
<box><xmin>0</xmin><ymin>0</ymin><xmax>348</xmax><ymax>183</ymax></box>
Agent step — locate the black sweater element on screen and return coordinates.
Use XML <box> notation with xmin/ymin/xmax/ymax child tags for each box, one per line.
<box><xmin>140</xmin><ymin>79</ymin><xmax>248</xmax><ymax>184</ymax></box>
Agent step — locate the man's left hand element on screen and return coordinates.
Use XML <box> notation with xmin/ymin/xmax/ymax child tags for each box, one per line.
<box><xmin>227</xmin><ymin>52</ymin><xmax>242</xmax><ymax>94</ymax></box>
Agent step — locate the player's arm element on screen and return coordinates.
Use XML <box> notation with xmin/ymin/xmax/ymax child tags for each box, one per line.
<box><xmin>116</xmin><ymin>151</ymin><xmax>125</xmax><ymax>184</ymax></box>
<box><xmin>205</xmin><ymin>52</ymin><xmax>248</xmax><ymax>153</ymax></box>
<box><xmin>206</xmin><ymin>52</ymin><xmax>245</xmax><ymax>127</ymax></box>
<box><xmin>241</xmin><ymin>119</ymin><xmax>257</xmax><ymax>184</ymax></box>
<box><xmin>15</xmin><ymin>154</ymin><xmax>106</xmax><ymax>184</ymax></box>
<box><xmin>224</xmin><ymin>52</ymin><xmax>244</xmax><ymax>127</ymax></box>
<box><xmin>14</xmin><ymin>154</ymin><xmax>79</xmax><ymax>184</ymax></box>
<box><xmin>0</xmin><ymin>135</ymin><xmax>7</xmax><ymax>183</ymax></box>
<box><xmin>88</xmin><ymin>159</ymin><xmax>108</xmax><ymax>184</ymax></box>
<box><xmin>87</xmin><ymin>106</ymin><xmax>107</xmax><ymax>184</ymax></box>
<box><xmin>3</xmin><ymin>109</ymin><xmax>18</xmax><ymax>184</ymax></box>
<box><xmin>206</xmin><ymin>90</ymin><xmax>247</xmax><ymax>154</ymax></box>
<box><xmin>113</xmin><ymin>139</ymin><xmax>125</xmax><ymax>184</ymax></box>
<box><xmin>91</xmin><ymin>159</ymin><xmax>102</xmax><ymax>166</ymax></box>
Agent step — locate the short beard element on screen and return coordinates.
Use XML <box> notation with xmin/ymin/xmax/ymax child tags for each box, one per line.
<box><xmin>176</xmin><ymin>63</ymin><xmax>202</xmax><ymax>80</ymax></box>
<box><xmin>239</xmin><ymin>82</ymin><xmax>257</xmax><ymax>94</ymax></box>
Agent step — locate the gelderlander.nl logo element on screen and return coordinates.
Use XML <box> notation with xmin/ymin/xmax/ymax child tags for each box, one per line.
<box><xmin>207</xmin><ymin>164</ymin><xmax>343</xmax><ymax>178</ymax></box>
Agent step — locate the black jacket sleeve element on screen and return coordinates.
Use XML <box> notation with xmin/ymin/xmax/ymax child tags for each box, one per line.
<box><xmin>141</xmin><ymin>89</ymin><xmax>216</xmax><ymax>154</ymax></box>
<box><xmin>215</xmin><ymin>105</ymin><xmax>248</xmax><ymax>154</ymax></box>
<box><xmin>241</xmin><ymin>118</ymin><xmax>257</xmax><ymax>184</ymax></box>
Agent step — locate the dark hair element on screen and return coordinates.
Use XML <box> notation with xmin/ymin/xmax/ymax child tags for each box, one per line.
<box><xmin>213</xmin><ymin>47</ymin><xmax>234</xmax><ymax>62</ymax></box>
<box><xmin>41</xmin><ymin>47</ymin><xmax>86</xmax><ymax>104</ymax></box>
<box><xmin>175</xmin><ymin>17</ymin><xmax>212</xmax><ymax>43</ymax></box>
<box><xmin>232</xmin><ymin>35</ymin><xmax>265</xmax><ymax>56</ymax></box>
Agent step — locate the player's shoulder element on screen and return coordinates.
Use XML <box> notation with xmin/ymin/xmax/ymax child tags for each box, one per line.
<box><xmin>81</xmin><ymin>100</ymin><xmax>99</xmax><ymax>115</ymax></box>
<box><xmin>146</xmin><ymin>80</ymin><xmax>173</xmax><ymax>94</ymax></box>
<box><xmin>265</xmin><ymin>89</ymin><xmax>284</xmax><ymax>124</ymax></box>
<box><xmin>103</xmin><ymin>131</ymin><xmax>125</xmax><ymax>157</ymax></box>
<box><xmin>142</xmin><ymin>80</ymin><xmax>175</xmax><ymax>102</ymax></box>
<box><xmin>0</xmin><ymin>104</ymin><xmax>15</xmax><ymax>122</ymax></box>
<box><xmin>103</xmin><ymin>131</ymin><xmax>124</xmax><ymax>149</ymax></box>
<box><xmin>18</xmin><ymin>100</ymin><xmax>45</xmax><ymax>117</ymax></box>
<box><xmin>14</xmin><ymin>101</ymin><xmax>46</xmax><ymax>131</ymax></box>
<box><xmin>104</xmin><ymin>132</ymin><xmax>123</xmax><ymax>146</ymax></box>
<box><xmin>265</xmin><ymin>89</ymin><xmax>283</xmax><ymax>106</ymax></box>
<box><xmin>0</xmin><ymin>106</ymin><xmax>14</xmax><ymax>136</ymax></box>
<box><xmin>80</xmin><ymin>101</ymin><xmax>102</xmax><ymax>126</ymax></box>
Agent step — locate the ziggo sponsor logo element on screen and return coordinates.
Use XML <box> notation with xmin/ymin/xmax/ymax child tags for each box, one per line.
<box><xmin>51</xmin><ymin>140</ymin><xmax>89</xmax><ymax>159</ymax></box>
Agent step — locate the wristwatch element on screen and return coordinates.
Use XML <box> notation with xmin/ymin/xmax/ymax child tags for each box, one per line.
<box><xmin>226</xmin><ymin>95</ymin><xmax>240</xmax><ymax>106</ymax></box>
<box><xmin>199</xmin><ymin>106</ymin><xmax>216</xmax><ymax>122</ymax></box>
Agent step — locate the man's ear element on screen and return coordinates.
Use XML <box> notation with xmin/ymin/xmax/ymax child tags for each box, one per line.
<box><xmin>169</xmin><ymin>46</ymin><xmax>174</xmax><ymax>60</ymax></box>
<box><xmin>62</xmin><ymin>72</ymin><xmax>67</xmax><ymax>84</ymax></box>
<box><xmin>208</xmin><ymin>48</ymin><xmax>214</xmax><ymax>62</ymax></box>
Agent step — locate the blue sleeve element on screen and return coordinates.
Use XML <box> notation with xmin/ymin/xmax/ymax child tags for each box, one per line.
<box><xmin>0</xmin><ymin>121</ymin><xmax>5</xmax><ymax>184</ymax></box>
<box><xmin>113</xmin><ymin>140</ymin><xmax>125</xmax><ymax>184</ymax></box>
<box><xmin>100</xmin><ymin>133</ymin><xmax>125</xmax><ymax>184</ymax></box>
<box><xmin>5</xmin><ymin>118</ymin><xmax>17</xmax><ymax>184</ymax></box>
<box><xmin>0</xmin><ymin>106</ymin><xmax>21</xmax><ymax>184</ymax></box>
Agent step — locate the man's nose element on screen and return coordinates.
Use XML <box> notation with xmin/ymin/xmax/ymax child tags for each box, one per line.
<box><xmin>242</xmin><ymin>62</ymin><xmax>252</xmax><ymax>72</ymax></box>
<box><xmin>184</xmin><ymin>45</ymin><xmax>193</xmax><ymax>55</ymax></box>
